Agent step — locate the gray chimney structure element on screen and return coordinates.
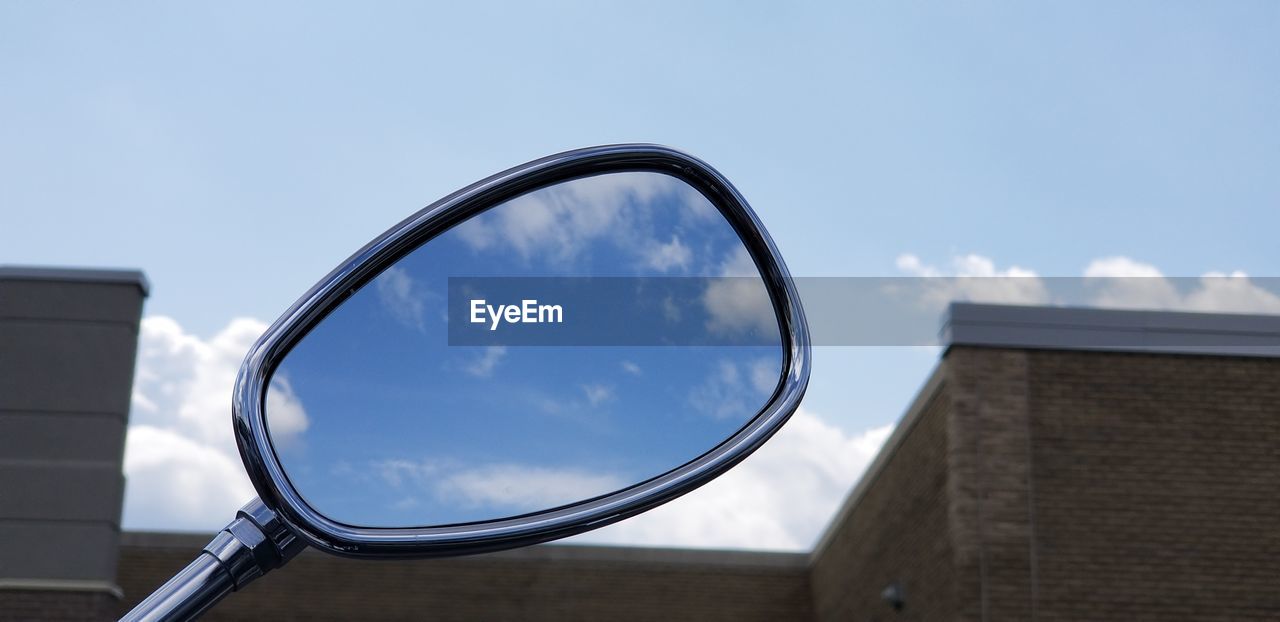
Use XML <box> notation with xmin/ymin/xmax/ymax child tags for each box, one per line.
<box><xmin>0</xmin><ymin>267</ymin><xmax>148</xmax><ymax>621</ymax></box>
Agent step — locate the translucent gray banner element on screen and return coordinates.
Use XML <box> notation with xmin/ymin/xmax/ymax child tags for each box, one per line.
<box><xmin>447</xmin><ymin>277</ymin><xmax>1280</xmax><ymax>347</ymax></box>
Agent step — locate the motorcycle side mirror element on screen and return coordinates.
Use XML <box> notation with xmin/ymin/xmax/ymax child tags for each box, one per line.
<box><xmin>124</xmin><ymin>145</ymin><xmax>809</xmax><ymax>621</ymax></box>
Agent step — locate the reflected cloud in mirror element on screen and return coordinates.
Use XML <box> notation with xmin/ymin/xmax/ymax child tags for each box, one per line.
<box><xmin>265</xmin><ymin>172</ymin><xmax>783</xmax><ymax>528</ymax></box>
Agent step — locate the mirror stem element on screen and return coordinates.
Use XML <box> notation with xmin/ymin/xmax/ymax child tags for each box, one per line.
<box><xmin>120</xmin><ymin>498</ymin><xmax>306</xmax><ymax>622</ymax></box>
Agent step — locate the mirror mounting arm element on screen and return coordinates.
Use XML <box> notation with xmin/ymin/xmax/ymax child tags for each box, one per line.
<box><xmin>120</xmin><ymin>498</ymin><xmax>306</xmax><ymax>622</ymax></box>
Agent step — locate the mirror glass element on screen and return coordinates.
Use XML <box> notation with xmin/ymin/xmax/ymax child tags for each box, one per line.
<box><xmin>264</xmin><ymin>172</ymin><xmax>784</xmax><ymax>528</ymax></box>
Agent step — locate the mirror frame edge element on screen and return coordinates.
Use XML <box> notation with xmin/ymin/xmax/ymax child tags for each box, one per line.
<box><xmin>232</xmin><ymin>144</ymin><xmax>812</xmax><ymax>558</ymax></box>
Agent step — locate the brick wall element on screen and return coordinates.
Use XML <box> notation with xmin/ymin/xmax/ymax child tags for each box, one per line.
<box><xmin>810</xmin><ymin>369</ymin><xmax>959</xmax><ymax>621</ymax></box>
<box><xmin>811</xmin><ymin>347</ymin><xmax>1280</xmax><ymax>622</ymax></box>
<box><xmin>0</xmin><ymin>591</ymin><xmax>117</xmax><ymax>622</ymax></box>
<box><xmin>1025</xmin><ymin>350</ymin><xmax>1280</xmax><ymax>620</ymax></box>
<box><xmin>116</xmin><ymin>534</ymin><xmax>813</xmax><ymax>621</ymax></box>
<box><xmin>946</xmin><ymin>348</ymin><xmax>1036</xmax><ymax>621</ymax></box>
<box><xmin>945</xmin><ymin>347</ymin><xmax>1280</xmax><ymax>621</ymax></box>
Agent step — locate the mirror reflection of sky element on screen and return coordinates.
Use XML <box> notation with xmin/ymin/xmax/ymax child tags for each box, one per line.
<box><xmin>266</xmin><ymin>172</ymin><xmax>783</xmax><ymax>528</ymax></box>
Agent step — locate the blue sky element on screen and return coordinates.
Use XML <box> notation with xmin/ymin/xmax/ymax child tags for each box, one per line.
<box><xmin>269</xmin><ymin>172</ymin><xmax>783</xmax><ymax>527</ymax></box>
<box><xmin>3</xmin><ymin>3</ymin><xmax>1277</xmax><ymax>548</ymax></box>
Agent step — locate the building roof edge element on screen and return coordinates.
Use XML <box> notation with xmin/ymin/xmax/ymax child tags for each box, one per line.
<box><xmin>943</xmin><ymin>302</ymin><xmax>1280</xmax><ymax>358</ymax></box>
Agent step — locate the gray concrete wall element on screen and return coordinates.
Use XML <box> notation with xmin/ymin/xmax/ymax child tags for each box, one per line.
<box><xmin>0</xmin><ymin>267</ymin><xmax>147</xmax><ymax>621</ymax></box>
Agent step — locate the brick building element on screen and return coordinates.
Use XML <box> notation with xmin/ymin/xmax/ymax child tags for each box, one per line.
<box><xmin>811</xmin><ymin>304</ymin><xmax>1280</xmax><ymax>621</ymax></box>
<box><xmin>3</xmin><ymin>269</ymin><xmax>1277</xmax><ymax>620</ymax></box>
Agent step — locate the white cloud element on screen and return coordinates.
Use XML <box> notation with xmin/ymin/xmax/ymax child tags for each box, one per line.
<box><xmin>371</xmin><ymin>458</ymin><xmax>626</xmax><ymax>514</ymax></box>
<box><xmin>1083</xmin><ymin>256</ymin><xmax>1164</xmax><ymax>279</ymax></box>
<box><xmin>130</xmin><ymin>316</ymin><xmax>259</xmax><ymax>444</ymax></box>
<box><xmin>620</xmin><ymin>360</ymin><xmax>642</xmax><ymax>376</ymax></box>
<box><xmin>581</xmin><ymin>383</ymin><xmax>614</xmax><ymax>407</ymax></box>
<box><xmin>1184</xmin><ymin>272</ymin><xmax>1280</xmax><ymax>313</ymax></box>
<box><xmin>124</xmin><ymin>316</ymin><xmax>267</xmax><ymax>530</ymax></box>
<box><xmin>749</xmin><ymin>358</ymin><xmax>780</xmax><ymax>395</ymax></box>
<box><xmin>376</xmin><ymin>458</ymin><xmax>444</xmax><ymax>488</ymax></box>
<box><xmin>896</xmin><ymin>253</ymin><xmax>1049</xmax><ymax>309</ymax></box>
<box><xmin>453</xmin><ymin>171</ymin><xmax>685</xmax><ymax>265</ymax></box>
<box><xmin>373</xmin><ymin>265</ymin><xmax>428</xmax><ymax>331</ymax></box>
<box><xmin>123</xmin><ymin>425</ymin><xmax>256</xmax><ymax>530</ymax></box>
<box><xmin>702</xmin><ymin>246</ymin><xmax>776</xmax><ymax>337</ymax></box>
<box><xmin>265</xmin><ymin>375</ymin><xmax>310</xmax><ymax>448</ymax></box>
<box><xmin>717</xmin><ymin>245</ymin><xmax>762</xmax><ymax>279</ymax></box>
<box><xmin>661</xmin><ymin>295</ymin><xmax>682</xmax><ymax>322</ymax></box>
<box><xmin>1083</xmin><ymin>256</ymin><xmax>1181</xmax><ymax>309</ymax></box>
<box><xmin>895</xmin><ymin>253</ymin><xmax>1280</xmax><ymax>316</ymax></box>
<box><xmin>643</xmin><ymin>235</ymin><xmax>692</xmax><ymax>272</ymax></box>
<box><xmin>689</xmin><ymin>358</ymin><xmax>778</xmax><ymax>421</ymax></box>
<box><xmin>893</xmin><ymin>254</ymin><xmax>938</xmax><ymax>277</ymax></box>
<box><xmin>1083</xmin><ymin>256</ymin><xmax>1280</xmax><ymax>314</ymax></box>
<box><xmin>440</xmin><ymin>464</ymin><xmax>626</xmax><ymax>512</ymax></box>
<box><xmin>575</xmin><ymin>408</ymin><xmax>893</xmax><ymax>551</ymax></box>
<box><xmin>690</xmin><ymin>360</ymin><xmax>746</xmax><ymax>420</ymax></box>
<box><xmin>465</xmin><ymin>346</ymin><xmax>507</xmax><ymax>378</ymax></box>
